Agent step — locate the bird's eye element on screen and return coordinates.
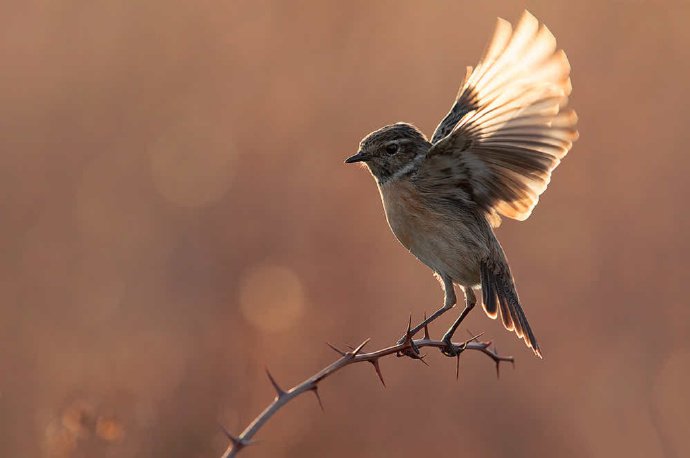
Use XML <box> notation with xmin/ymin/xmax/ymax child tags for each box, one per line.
<box><xmin>385</xmin><ymin>143</ymin><xmax>399</xmax><ymax>154</ymax></box>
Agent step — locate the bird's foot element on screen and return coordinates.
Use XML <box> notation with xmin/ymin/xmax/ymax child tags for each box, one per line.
<box><xmin>396</xmin><ymin>335</ymin><xmax>424</xmax><ymax>359</ymax></box>
<box><xmin>395</xmin><ymin>316</ymin><xmax>424</xmax><ymax>360</ymax></box>
<box><xmin>440</xmin><ymin>332</ymin><xmax>465</xmax><ymax>357</ymax></box>
<box><xmin>397</xmin><ymin>343</ymin><xmax>423</xmax><ymax>359</ymax></box>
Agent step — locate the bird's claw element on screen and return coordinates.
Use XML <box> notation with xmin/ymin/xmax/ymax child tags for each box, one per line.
<box><xmin>398</xmin><ymin>347</ymin><xmax>423</xmax><ymax>359</ymax></box>
<box><xmin>396</xmin><ymin>333</ymin><xmax>423</xmax><ymax>358</ymax></box>
<box><xmin>440</xmin><ymin>334</ymin><xmax>465</xmax><ymax>357</ymax></box>
<box><xmin>395</xmin><ymin>315</ymin><xmax>424</xmax><ymax>359</ymax></box>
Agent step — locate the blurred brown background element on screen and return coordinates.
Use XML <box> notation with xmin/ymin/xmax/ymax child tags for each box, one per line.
<box><xmin>1</xmin><ymin>1</ymin><xmax>689</xmax><ymax>457</ymax></box>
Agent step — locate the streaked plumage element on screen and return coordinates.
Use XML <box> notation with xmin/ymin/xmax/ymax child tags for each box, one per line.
<box><xmin>345</xmin><ymin>11</ymin><xmax>577</xmax><ymax>357</ymax></box>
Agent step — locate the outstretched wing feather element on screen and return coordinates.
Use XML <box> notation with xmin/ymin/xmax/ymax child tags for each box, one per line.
<box><xmin>422</xmin><ymin>11</ymin><xmax>577</xmax><ymax>222</ymax></box>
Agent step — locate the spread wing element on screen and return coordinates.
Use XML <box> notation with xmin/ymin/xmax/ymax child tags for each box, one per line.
<box><xmin>421</xmin><ymin>10</ymin><xmax>578</xmax><ymax>222</ymax></box>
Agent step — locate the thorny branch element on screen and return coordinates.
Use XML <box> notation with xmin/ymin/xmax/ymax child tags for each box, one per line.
<box><xmin>220</xmin><ymin>319</ymin><xmax>514</xmax><ymax>457</ymax></box>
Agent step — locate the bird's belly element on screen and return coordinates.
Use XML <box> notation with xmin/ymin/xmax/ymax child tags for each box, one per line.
<box><xmin>379</xmin><ymin>181</ymin><xmax>482</xmax><ymax>286</ymax></box>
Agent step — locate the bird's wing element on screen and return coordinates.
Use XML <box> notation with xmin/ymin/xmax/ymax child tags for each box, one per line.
<box><xmin>422</xmin><ymin>11</ymin><xmax>577</xmax><ymax>222</ymax></box>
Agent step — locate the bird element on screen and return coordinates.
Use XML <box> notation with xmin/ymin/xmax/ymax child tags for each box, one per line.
<box><xmin>345</xmin><ymin>11</ymin><xmax>577</xmax><ymax>358</ymax></box>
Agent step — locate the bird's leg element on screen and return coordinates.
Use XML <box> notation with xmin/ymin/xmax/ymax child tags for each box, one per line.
<box><xmin>440</xmin><ymin>287</ymin><xmax>477</xmax><ymax>357</ymax></box>
<box><xmin>398</xmin><ymin>274</ymin><xmax>456</xmax><ymax>344</ymax></box>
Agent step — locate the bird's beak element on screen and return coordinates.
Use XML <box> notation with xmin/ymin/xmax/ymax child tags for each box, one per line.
<box><xmin>344</xmin><ymin>151</ymin><xmax>367</xmax><ymax>164</ymax></box>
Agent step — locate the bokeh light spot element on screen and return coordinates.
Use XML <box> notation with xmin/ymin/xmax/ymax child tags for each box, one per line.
<box><xmin>96</xmin><ymin>416</ymin><xmax>125</xmax><ymax>442</ymax></box>
<box><xmin>239</xmin><ymin>264</ymin><xmax>306</xmax><ymax>333</ymax></box>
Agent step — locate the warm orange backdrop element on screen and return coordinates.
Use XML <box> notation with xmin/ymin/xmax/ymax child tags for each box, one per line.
<box><xmin>1</xmin><ymin>1</ymin><xmax>688</xmax><ymax>457</ymax></box>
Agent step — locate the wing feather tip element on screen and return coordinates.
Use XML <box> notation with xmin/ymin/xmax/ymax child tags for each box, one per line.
<box><xmin>427</xmin><ymin>10</ymin><xmax>577</xmax><ymax>223</ymax></box>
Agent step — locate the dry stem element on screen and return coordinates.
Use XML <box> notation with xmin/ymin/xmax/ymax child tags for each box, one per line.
<box><xmin>220</xmin><ymin>321</ymin><xmax>513</xmax><ymax>457</ymax></box>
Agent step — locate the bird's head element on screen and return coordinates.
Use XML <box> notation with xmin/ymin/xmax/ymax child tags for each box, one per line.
<box><xmin>345</xmin><ymin>123</ymin><xmax>430</xmax><ymax>184</ymax></box>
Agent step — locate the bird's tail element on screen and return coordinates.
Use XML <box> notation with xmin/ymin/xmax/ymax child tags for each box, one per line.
<box><xmin>480</xmin><ymin>260</ymin><xmax>542</xmax><ymax>358</ymax></box>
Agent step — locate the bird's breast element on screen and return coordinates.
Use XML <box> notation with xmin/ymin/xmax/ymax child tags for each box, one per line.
<box><xmin>378</xmin><ymin>180</ymin><xmax>441</xmax><ymax>251</ymax></box>
<box><xmin>377</xmin><ymin>179</ymin><xmax>486</xmax><ymax>285</ymax></box>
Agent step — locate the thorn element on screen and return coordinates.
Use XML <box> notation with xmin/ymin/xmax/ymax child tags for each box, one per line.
<box><xmin>467</xmin><ymin>331</ymin><xmax>485</xmax><ymax>343</ymax></box>
<box><xmin>422</xmin><ymin>312</ymin><xmax>430</xmax><ymax>340</ymax></box>
<box><xmin>397</xmin><ymin>315</ymin><xmax>421</xmax><ymax>359</ymax></box>
<box><xmin>265</xmin><ymin>368</ymin><xmax>286</xmax><ymax>397</ymax></box>
<box><xmin>369</xmin><ymin>359</ymin><xmax>386</xmax><ymax>387</ymax></box>
<box><xmin>220</xmin><ymin>425</ymin><xmax>238</xmax><ymax>442</ymax></box>
<box><xmin>220</xmin><ymin>425</ymin><xmax>250</xmax><ymax>449</ymax></box>
<box><xmin>494</xmin><ymin>346</ymin><xmax>500</xmax><ymax>379</ymax></box>
<box><xmin>403</xmin><ymin>315</ymin><xmax>415</xmax><ymax>346</ymax></box>
<box><xmin>311</xmin><ymin>386</ymin><xmax>324</xmax><ymax>411</ymax></box>
<box><xmin>418</xmin><ymin>354</ymin><xmax>429</xmax><ymax>367</ymax></box>
<box><xmin>352</xmin><ymin>338</ymin><xmax>371</xmax><ymax>356</ymax></box>
<box><xmin>326</xmin><ymin>342</ymin><xmax>345</xmax><ymax>356</ymax></box>
<box><xmin>456</xmin><ymin>354</ymin><xmax>461</xmax><ymax>380</ymax></box>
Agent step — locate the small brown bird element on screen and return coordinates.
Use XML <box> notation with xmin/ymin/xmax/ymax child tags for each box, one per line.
<box><xmin>345</xmin><ymin>11</ymin><xmax>577</xmax><ymax>357</ymax></box>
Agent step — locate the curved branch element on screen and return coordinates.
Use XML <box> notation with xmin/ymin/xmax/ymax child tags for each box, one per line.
<box><xmin>220</xmin><ymin>332</ymin><xmax>514</xmax><ymax>457</ymax></box>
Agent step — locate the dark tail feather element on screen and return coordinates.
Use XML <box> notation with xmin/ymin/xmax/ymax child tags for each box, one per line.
<box><xmin>480</xmin><ymin>262</ymin><xmax>498</xmax><ymax>318</ymax></box>
<box><xmin>480</xmin><ymin>260</ymin><xmax>542</xmax><ymax>358</ymax></box>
